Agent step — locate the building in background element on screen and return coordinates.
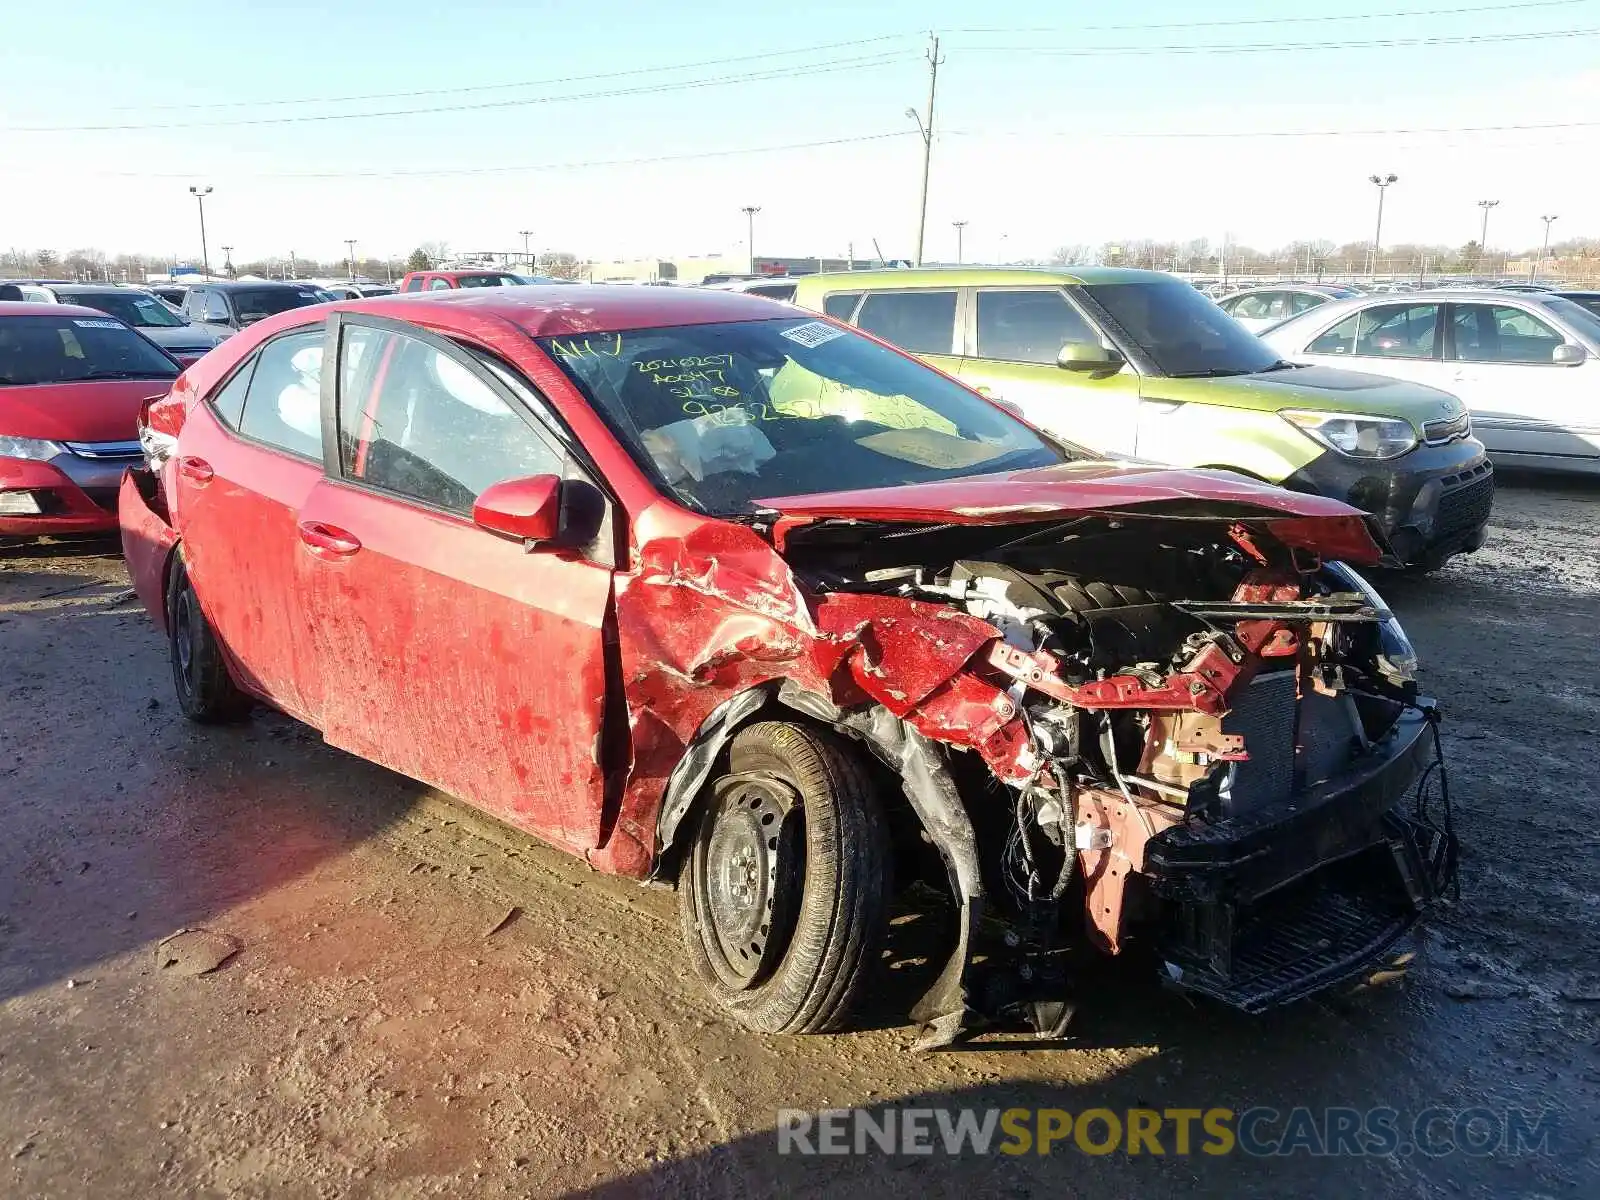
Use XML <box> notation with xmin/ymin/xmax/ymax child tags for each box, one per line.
<box><xmin>587</xmin><ymin>254</ymin><xmax>868</xmax><ymax>284</ymax></box>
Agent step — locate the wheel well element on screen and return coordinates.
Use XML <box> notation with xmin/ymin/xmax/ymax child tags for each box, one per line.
<box><xmin>156</xmin><ymin>540</ymin><xmax>184</xmax><ymax>636</ymax></box>
<box><xmin>653</xmin><ymin>688</ymin><xmax>925</xmax><ymax>889</ymax></box>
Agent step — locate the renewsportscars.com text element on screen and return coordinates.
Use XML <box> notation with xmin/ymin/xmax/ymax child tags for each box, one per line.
<box><xmin>776</xmin><ymin>1106</ymin><xmax>1556</xmax><ymax>1158</ymax></box>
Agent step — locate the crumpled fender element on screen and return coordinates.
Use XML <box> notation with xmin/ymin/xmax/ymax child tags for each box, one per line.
<box><xmin>118</xmin><ymin>468</ymin><xmax>179</xmax><ymax>633</ymax></box>
<box><xmin>594</xmin><ymin>501</ymin><xmax>1022</xmax><ymax>877</ymax></box>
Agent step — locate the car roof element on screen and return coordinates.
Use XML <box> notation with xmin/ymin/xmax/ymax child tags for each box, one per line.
<box><xmin>201</xmin><ymin>280</ymin><xmax>311</xmax><ymax>291</ymax></box>
<box><xmin>328</xmin><ymin>283</ymin><xmax>789</xmax><ymax>336</ymax></box>
<box><xmin>1221</xmin><ymin>283</ymin><xmax>1349</xmax><ymax>296</ymax></box>
<box><xmin>0</xmin><ymin>301</ymin><xmax>129</xmax><ymax>319</ymax></box>
<box><xmin>791</xmin><ymin>266</ymin><xmax>1171</xmax><ymax>289</ymax></box>
<box><xmin>42</xmin><ymin>283</ymin><xmax>152</xmax><ymax>294</ymax></box>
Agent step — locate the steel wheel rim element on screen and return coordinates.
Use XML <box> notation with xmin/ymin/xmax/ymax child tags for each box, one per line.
<box><xmin>699</xmin><ymin>774</ymin><xmax>801</xmax><ymax>989</ymax></box>
<box><xmin>174</xmin><ymin>588</ymin><xmax>196</xmax><ymax>683</ymax></box>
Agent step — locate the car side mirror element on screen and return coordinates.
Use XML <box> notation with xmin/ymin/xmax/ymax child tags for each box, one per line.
<box><xmin>1057</xmin><ymin>341</ymin><xmax>1124</xmax><ymax>372</ymax></box>
<box><xmin>473</xmin><ymin>475</ymin><xmax>605</xmax><ymax>551</ymax></box>
<box><xmin>1552</xmin><ymin>343</ymin><xmax>1588</xmax><ymax>366</ymax></box>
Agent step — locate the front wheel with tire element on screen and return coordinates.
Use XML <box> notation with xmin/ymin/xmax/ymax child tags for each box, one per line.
<box><xmin>679</xmin><ymin>721</ymin><xmax>890</xmax><ymax>1034</ymax></box>
<box><xmin>166</xmin><ymin>556</ymin><xmax>251</xmax><ymax>724</ymax></box>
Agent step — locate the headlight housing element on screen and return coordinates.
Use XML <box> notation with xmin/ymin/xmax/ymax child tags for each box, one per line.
<box><xmin>1324</xmin><ymin>561</ymin><xmax>1419</xmax><ymax>683</ymax></box>
<box><xmin>0</xmin><ymin>436</ymin><xmax>64</xmax><ymax>462</ymax></box>
<box><xmin>1282</xmin><ymin>410</ymin><xmax>1418</xmax><ymax>460</ymax></box>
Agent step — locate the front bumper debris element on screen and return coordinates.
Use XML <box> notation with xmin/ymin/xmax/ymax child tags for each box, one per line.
<box><xmin>1145</xmin><ymin>703</ymin><xmax>1456</xmax><ymax>1011</ymax></box>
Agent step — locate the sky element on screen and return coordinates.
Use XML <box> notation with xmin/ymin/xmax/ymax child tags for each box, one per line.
<box><xmin>0</xmin><ymin>0</ymin><xmax>1596</xmax><ymax>266</ymax></box>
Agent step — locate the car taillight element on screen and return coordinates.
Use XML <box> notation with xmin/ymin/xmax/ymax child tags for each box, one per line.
<box><xmin>139</xmin><ymin>391</ymin><xmax>185</xmax><ymax>471</ymax></box>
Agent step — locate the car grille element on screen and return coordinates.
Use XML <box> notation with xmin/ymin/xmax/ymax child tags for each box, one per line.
<box><xmin>1434</xmin><ymin>463</ymin><xmax>1495</xmax><ymax>542</ymax></box>
<box><xmin>1423</xmin><ymin>411</ymin><xmax>1471</xmax><ymax>444</ymax></box>
<box><xmin>1165</xmin><ymin>867</ymin><xmax>1417</xmax><ymax>1013</ymax></box>
<box><xmin>62</xmin><ymin>440</ymin><xmax>143</xmax><ymax>460</ymax></box>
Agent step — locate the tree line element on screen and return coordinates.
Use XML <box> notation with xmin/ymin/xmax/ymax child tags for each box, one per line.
<box><xmin>2</xmin><ymin>244</ymin><xmax>589</xmax><ymax>283</ymax></box>
<box><xmin>1047</xmin><ymin>236</ymin><xmax>1600</xmax><ymax>278</ymax></box>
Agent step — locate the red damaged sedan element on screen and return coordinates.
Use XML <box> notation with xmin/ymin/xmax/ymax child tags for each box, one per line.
<box><xmin>2</xmin><ymin>302</ymin><xmax>180</xmax><ymax>539</ymax></box>
<box><xmin>120</xmin><ymin>286</ymin><xmax>1457</xmax><ymax>1043</ymax></box>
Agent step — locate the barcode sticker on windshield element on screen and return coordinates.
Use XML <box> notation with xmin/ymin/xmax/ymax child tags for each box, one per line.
<box><xmin>72</xmin><ymin>319</ymin><xmax>122</xmax><ymax>329</ymax></box>
<box><xmin>780</xmin><ymin>320</ymin><xmax>845</xmax><ymax>348</ymax></box>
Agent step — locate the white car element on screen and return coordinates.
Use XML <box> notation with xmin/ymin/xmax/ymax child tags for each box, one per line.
<box><xmin>1214</xmin><ymin>284</ymin><xmax>1362</xmax><ymax>333</ymax></box>
<box><xmin>1262</xmin><ymin>289</ymin><xmax>1600</xmax><ymax>474</ymax></box>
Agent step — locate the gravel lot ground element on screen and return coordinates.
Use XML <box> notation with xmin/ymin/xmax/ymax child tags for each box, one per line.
<box><xmin>1</xmin><ymin>472</ymin><xmax>1597</xmax><ymax>1198</ymax></box>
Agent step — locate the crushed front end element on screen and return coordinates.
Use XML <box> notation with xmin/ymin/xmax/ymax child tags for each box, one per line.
<box><xmin>779</xmin><ymin>506</ymin><xmax>1458</xmax><ymax>1042</ymax></box>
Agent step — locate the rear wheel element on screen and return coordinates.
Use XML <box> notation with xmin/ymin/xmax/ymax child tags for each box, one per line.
<box><xmin>679</xmin><ymin>721</ymin><xmax>890</xmax><ymax>1033</ymax></box>
<box><xmin>167</xmin><ymin>556</ymin><xmax>251</xmax><ymax>723</ymax></box>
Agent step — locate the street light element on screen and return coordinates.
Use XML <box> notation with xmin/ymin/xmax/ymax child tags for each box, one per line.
<box><xmin>1367</xmin><ymin>173</ymin><xmax>1397</xmax><ymax>278</ymax></box>
<box><xmin>519</xmin><ymin>229</ymin><xmax>534</xmax><ymax>270</ymax></box>
<box><xmin>220</xmin><ymin>245</ymin><xmax>234</xmax><ymax>279</ymax></box>
<box><xmin>741</xmin><ymin>206</ymin><xmax>761</xmax><ymax>274</ymax></box>
<box><xmin>1534</xmin><ymin>214</ymin><xmax>1558</xmax><ymax>283</ymax></box>
<box><xmin>345</xmin><ymin>239</ymin><xmax>358</xmax><ymax>280</ymax></box>
<box><xmin>188</xmin><ymin>185</ymin><xmax>213</xmax><ymax>278</ymax></box>
<box><xmin>952</xmin><ymin>220</ymin><xmax>967</xmax><ymax>265</ymax></box>
<box><xmin>1476</xmin><ymin>200</ymin><xmax>1500</xmax><ymax>273</ymax></box>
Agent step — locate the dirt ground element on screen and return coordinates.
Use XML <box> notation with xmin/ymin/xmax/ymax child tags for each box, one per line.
<box><xmin>2</xmin><ymin>473</ymin><xmax>1597</xmax><ymax>1199</ymax></box>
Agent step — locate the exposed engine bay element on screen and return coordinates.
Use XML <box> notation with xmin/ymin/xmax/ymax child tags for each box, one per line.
<box><xmin>778</xmin><ymin>513</ymin><xmax>1459</xmax><ymax>1043</ymax></box>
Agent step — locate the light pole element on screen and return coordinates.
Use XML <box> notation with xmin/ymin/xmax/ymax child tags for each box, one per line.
<box><xmin>1476</xmin><ymin>200</ymin><xmax>1499</xmax><ymax>273</ymax></box>
<box><xmin>345</xmin><ymin>239</ymin><xmax>358</xmax><ymax>280</ymax></box>
<box><xmin>906</xmin><ymin>34</ymin><xmax>943</xmax><ymax>268</ymax></box>
<box><xmin>1534</xmin><ymin>214</ymin><xmax>1558</xmax><ymax>282</ymax></box>
<box><xmin>189</xmin><ymin>185</ymin><xmax>213</xmax><ymax>277</ymax></box>
<box><xmin>952</xmin><ymin>220</ymin><xmax>967</xmax><ymax>265</ymax></box>
<box><xmin>741</xmin><ymin>206</ymin><xmax>761</xmax><ymax>274</ymax></box>
<box><xmin>1367</xmin><ymin>173</ymin><xmax>1397</xmax><ymax>278</ymax></box>
<box><xmin>519</xmin><ymin>230</ymin><xmax>534</xmax><ymax>270</ymax></box>
<box><xmin>220</xmin><ymin>245</ymin><xmax>234</xmax><ymax>279</ymax></box>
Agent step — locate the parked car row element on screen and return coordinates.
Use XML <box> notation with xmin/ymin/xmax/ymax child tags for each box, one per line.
<box><xmin>775</xmin><ymin>267</ymin><xmax>1493</xmax><ymax>568</ymax></box>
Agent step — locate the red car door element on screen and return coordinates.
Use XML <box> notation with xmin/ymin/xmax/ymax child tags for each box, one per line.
<box><xmin>173</xmin><ymin>323</ymin><xmax>328</xmax><ymax>721</ymax></box>
<box><xmin>295</xmin><ymin>314</ymin><xmax>616</xmax><ymax>853</ymax></box>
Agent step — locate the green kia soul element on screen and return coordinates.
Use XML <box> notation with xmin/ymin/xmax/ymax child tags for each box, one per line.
<box><xmin>790</xmin><ymin>267</ymin><xmax>1493</xmax><ymax>568</ymax></box>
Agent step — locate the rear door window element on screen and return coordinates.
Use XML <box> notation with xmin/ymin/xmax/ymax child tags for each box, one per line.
<box><xmin>1449</xmin><ymin>304</ymin><xmax>1564</xmax><ymax>364</ymax></box>
<box><xmin>975</xmin><ymin>290</ymin><xmax>1097</xmax><ymax>364</ymax></box>
<box><xmin>1229</xmin><ymin>293</ymin><xmax>1276</xmax><ymax>320</ymax></box>
<box><xmin>236</xmin><ymin>328</ymin><xmax>325</xmax><ymax>459</ymax></box>
<box><xmin>853</xmin><ymin>290</ymin><xmax>958</xmax><ymax>355</ymax></box>
<box><xmin>427</xmin><ymin>277</ymin><xmax>453</xmax><ymax>291</ymax></box>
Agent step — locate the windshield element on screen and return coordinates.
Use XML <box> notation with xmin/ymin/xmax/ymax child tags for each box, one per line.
<box><xmin>231</xmin><ymin>288</ymin><xmax>322</xmax><ymax>324</ymax></box>
<box><xmin>1082</xmin><ymin>276</ymin><xmax>1282</xmax><ymax>377</ymax></box>
<box><xmin>0</xmin><ymin>315</ymin><xmax>180</xmax><ymax>385</ymax></box>
<box><xmin>69</xmin><ymin>291</ymin><xmax>185</xmax><ymax>328</ymax></box>
<box><xmin>1548</xmin><ymin>296</ymin><xmax>1600</xmax><ymax>336</ymax></box>
<box><xmin>539</xmin><ymin>317</ymin><xmax>1064</xmax><ymax>514</ymax></box>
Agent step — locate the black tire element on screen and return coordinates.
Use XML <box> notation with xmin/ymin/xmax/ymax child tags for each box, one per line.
<box><xmin>166</xmin><ymin>556</ymin><xmax>251</xmax><ymax>724</ymax></box>
<box><xmin>679</xmin><ymin>721</ymin><xmax>890</xmax><ymax>1034</ymax></box>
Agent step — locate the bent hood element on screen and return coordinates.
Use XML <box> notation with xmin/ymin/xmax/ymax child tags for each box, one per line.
<box><xmin>0</xmin><ymin>379</ymin><xmax>170</xmax><ymax>443</ymax></box>
<box><xmin>1147</xmin><ymin>365</ymin><xmax>1463</xmax><ymax>431</ymax></box>
<box><xmin>761</xmin><ymin>460</ymin><xmax>1365</xmax><ymax>524</ymax></box>
<box><xmin>761</xmin><ymin>461</ymin><xmax>1384</xmax><ymax>564</ymax></box>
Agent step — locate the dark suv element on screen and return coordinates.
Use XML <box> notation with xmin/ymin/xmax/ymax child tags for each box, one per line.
<box><xmin>180</xmin><ymin>282</ymin><xmax>328</xmax><ymax>339</ymax></box>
